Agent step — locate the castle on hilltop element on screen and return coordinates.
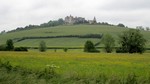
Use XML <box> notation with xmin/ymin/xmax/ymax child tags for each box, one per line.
<box><xmin>64</xmin><ymin>15</ymin><xmax>97</xmax><ymax>24</ymax></box>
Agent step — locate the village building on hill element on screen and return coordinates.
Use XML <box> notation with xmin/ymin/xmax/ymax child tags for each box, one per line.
<box><xmin>64</xmin><ymin>15</ymin><xmax>97</xmax><ymax>24</ymax></box>
<box><xmin>88</xmin><ymin>17</ymin><xmax>97</xmax><ymax>24</ymax></box>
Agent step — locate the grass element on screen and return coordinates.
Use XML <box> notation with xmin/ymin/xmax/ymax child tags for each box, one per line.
<box><xmin>0</xmin><ymin>25</ymin><xmax>150</xmax><ymax>48</ymax></box>
<box><xmin>0</xmin><ymin>52</ymin><xmax>150</xmax><ymax>76</ymax></box>
<box><xmin>0</xmin><ymin>52</ymin><xmax>150</xmax><ymax>83</ymax></box>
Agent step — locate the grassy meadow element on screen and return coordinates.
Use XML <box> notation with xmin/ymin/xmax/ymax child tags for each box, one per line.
<box><xmin>0</xmin><ymin>52</ymin><xmax>150</xmax><ymax>83</ymax></box>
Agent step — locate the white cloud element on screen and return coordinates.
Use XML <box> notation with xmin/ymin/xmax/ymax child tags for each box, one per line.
<box><xmin>0</xmin><ymin>0</ymin><xmax>150</xmax><ymax>31</ymax></box>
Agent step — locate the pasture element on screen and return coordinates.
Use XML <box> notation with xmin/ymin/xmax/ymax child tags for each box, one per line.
<box><xmin>0</xmin><ymin>52</ymin><xmax>150</xmax><ymax>83</ymax></box>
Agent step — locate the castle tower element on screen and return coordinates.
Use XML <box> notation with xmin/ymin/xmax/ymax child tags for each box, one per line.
<box><xmin>93</xmin><ymin>17</ymin><xmax>97</xmax><ymax>24</ymax></box>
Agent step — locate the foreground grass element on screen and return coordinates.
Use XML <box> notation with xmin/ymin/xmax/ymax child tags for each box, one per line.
<box><xmin>0</xmin><ymin>52</ymin><xmax>150</xmax><ymax>83</ymax></box>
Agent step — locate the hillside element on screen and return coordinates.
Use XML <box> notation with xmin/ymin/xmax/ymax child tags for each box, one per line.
<box><xmin>0</xmin><ymin>25</ymin><xmax>149</xmax><ymax>48</ymax></box>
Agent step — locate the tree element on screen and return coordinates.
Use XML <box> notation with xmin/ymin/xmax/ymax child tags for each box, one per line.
<box><xmin>146</xmin><ymin>27</ymin><xmax>150</xmax><ymax>31</ymax></box>
<box><xmin>39</xmin><ymin>41</ymin><xmax>47</xmax><ymax>52</ymax></box>
<box><xmin>58</xmin><ymin>18</ymin><xmax>64</xmax><ymax>25</ymax></box>
<box><xmin>136</xmin><ymin>26</ymin><xmax>144</xmax><ymax>30</ymax></box>
<box><xmin>102</xmin><ymin>34</ymin><xmax>115</xmax><ymax>53</ymax></box>
<box><xmin>84</xmin><ymin>40</ymin><xmax>99</xmax><ymax>52</ymax></box>
<box><xmin>118</xmin><ymin>29</ymin><xmax>146</xmax><ymax>53</ymax></box>
<box><xmin>6</xmin><ymin>39</ymin><xmax>14</xmax><ymax>51</ymax></box>
<box><xmin>117</xmin><ymin>23</ymin><xmax>125</xmax><ymax>27</ymax></box>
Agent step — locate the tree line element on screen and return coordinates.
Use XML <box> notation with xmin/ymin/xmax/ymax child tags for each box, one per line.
<box><xmin>15</xmin><ymin>34</ymin><xmax>103</xmax><ymax>42</ymax></box>
<box><xmin>7</xmin><ymin>18</ymin><xmax>65</xmax><ymax>33</ymax></box>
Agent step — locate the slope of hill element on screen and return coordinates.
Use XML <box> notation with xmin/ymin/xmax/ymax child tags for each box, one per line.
<box><xmin>0</xmin><ymin>25</ymin><xmax>149</xmax><ymax>48</ymax></box>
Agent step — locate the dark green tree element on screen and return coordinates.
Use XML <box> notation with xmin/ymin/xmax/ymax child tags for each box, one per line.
<box><xmin>6</xmin><ymin>39</ymin><xmax>14</xmax><ymax>51</ymax></box>
<box><xmin>84</xmin><ymin>40</ymin><xmax>98</xmax><ymax>52</ymax></box>
<box><xmin>39</xmin><ymin>41</ymin><xmax>47</xmax><ymax>52</ymax></box>
<box><xmin>58</xmin><ymin>18</ymin><xmax>64</xmax><ymax>25</ymax></box>
<box><xmin>118</xmin><ymin>23</ymin><xmax>125</xmax><ymax>27</ymax></box>
<box><xmin>118</xmin><ymin>29</ymin><xmax>146</xmax><ymax>53</ymax></box>
<box><xmin>102</xmin><ymin>34</ymin><xmax>115</xmax><ymax>53</ymax></box>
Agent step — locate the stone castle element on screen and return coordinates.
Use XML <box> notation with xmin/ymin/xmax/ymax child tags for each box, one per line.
<box><xmin>65</xmin><ymin>15</ymin><xmax>97</xmax><ymax>24</ymax></box>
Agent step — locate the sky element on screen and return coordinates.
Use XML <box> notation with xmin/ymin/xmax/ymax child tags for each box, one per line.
<box><xmin>0</xmin><ymin>0</ymin><xmax>150</xmax><ymax>32</ymax></box>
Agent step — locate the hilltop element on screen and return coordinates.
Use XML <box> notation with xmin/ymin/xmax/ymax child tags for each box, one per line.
<box><xmin>0</xmin><ymin>24</ymin><xmax>149</xmax><ymax>48</ymax></box>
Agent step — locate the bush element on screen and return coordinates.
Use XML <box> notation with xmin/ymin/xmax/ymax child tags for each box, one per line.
<box><xmin>84</xmin><ymin>40</ymin><xmax>100</xmax><ymax>53</ymax></box>
<box><xmin>0</xmin><ymin>45</ymin><xmax>6</xmax><ymax>51</ymax></box>
<box><xmin>14</xmin><ymin>47</ymin><xmax>28</xmax><ymax>52</ymax></box>
<box><xmin>116</xmin><ymin>47</ymin><xmax>127</xmax><ymax>53</ymax></box>
<box><xmin>63</xmin><ymin>48</ymin><xmax>68</xmax><ymax>52</ymax></box>
<box><xmin>39</xmin><ymin>41</ymin><xmax>47</xmax><ymax>52</ymax></box>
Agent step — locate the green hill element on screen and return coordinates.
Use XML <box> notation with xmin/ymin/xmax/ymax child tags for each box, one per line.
<box><xmin>0</xmin><ymin>25</ymin><xmax>149</xmax><ymax>48</ymax></box>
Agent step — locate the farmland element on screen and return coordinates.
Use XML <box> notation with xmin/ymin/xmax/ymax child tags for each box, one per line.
<box><xmin>0</xmin><ymin>24</ymin><xmax>150</xmax><ymax>83</ymax></box>
<box><xmin>0</xmin><ymin>52</ymin><xmax>150</xmax><ymax>83</ymax></box>
<box><xmin>0</xmin><ymin>25</ymin><xmax>150</xmax><ymax>48</ymax></box>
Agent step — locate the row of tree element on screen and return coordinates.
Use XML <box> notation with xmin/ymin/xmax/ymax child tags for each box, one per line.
<box><xmin>84</xmin><ymin>29</ymin><xmax>146</xmax><ymax>54</ymax></box>
<box><xmin>0</xmin><ymin>29</ymin><xmax>146</xmax><ymax>53</ymax></box>
<box><xmin>7</xmin><ymin>18</ymin><xmax>65</xmax><ymax>33</ymax></box>
<box><xmin>136</xmin><ymin>26</ymin><xmax>150</xmax><ymax>31</ymax></box>
<box><xmin>0</xmin><ymin>39</ymin><xmax>28</xmax><ymax>51</ymax></box>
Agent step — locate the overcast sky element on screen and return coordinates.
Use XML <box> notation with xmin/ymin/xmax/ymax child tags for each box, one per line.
<box><xmin>0</xmin><ymin>0</ymin><xmax>150</xmax><ymax>32</ymax></box>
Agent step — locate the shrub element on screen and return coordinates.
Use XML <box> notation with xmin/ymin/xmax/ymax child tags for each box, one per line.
<box><xmin>39</xmin><ymin>41</ymin><xmax>47</xmax><ymax>52</ymax></box>
<box><xmin>0</xmin><ymin>45</ymin><xmax>6</xmax><ymax>51</ymax></box>
<box><xmin>116</xmin><ymin>47</ymin><xmax>127</xmax><ymax>53</ymax></box>
<box><xmin>84</xmin><ymin>40</ymin><xmax>100</xmax><ymax>53</ymax></box>
<box><xmin>63</xmin><ymin>48</ymin><xmax>68</xmax><ymax>52</ymax></box>
<box><xmin>14</xmin><ymin>47</ymin><xmax>28</xmax><ymax>52</ymax></box>
<box><xmin>126</xmin><ymin>73</ymin><xmax>137</xmax><ymax>84</ymax></box>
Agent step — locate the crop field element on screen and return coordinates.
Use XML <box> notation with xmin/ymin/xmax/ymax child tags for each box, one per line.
<box><xmin>0</xmin><ymin>52</ymin><xmax>150</xmax><ymax>83</ymax></box>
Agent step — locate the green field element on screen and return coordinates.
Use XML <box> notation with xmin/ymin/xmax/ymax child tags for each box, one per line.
<box><xmin>0</xmin><ymin>52</ymin><xmax>150</xmax><ymax>83</ymax></box>
<box><xmin>0</xmin><ymin>25</ymin><xmax>150</xmax><ymax>48</ymax></box>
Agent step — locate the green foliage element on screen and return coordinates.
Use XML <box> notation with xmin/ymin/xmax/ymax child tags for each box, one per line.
<box><xmin>126</xmin><ymin>73</ymin><xmax>137</xmax><ymax>84</ymax></box>
<box><xmin>63</xmin><ymin>48</ymin><xmax>68</xmax><ymax>52</ymax></box>
<box><xmin>117</xmin><ymin>23</ymin><xmax>125</xmax><ymax>27</ymax></box>
<box><xmin>37</xmin><ymin>65</ymin><xmax>58</xmax><ymax>80</ymax></box>
<box><xmin>102</xmin><ymin>34</ymin><xmax>115</xmax><ymax>53</ymax></box>
<box><xmin>14</xmin><ymin>47</ymin><xmax>28</xmax><ymax>52</ymax></box>
<box><xmin>0</xmin><ymin>60</ymin><xmax>58</xmax><ymax>83</ymax></box>
<box><xmin>0</xmin><ymin>44</ymin><xmax>6</xmax><ymax>51</ymax></box>
<box><xmin>6</xmin><ymin>39</ymin><xmax>14</xmax><ymax>51</ymax></box>
<box><xmin>118</xmin><ymin>29</ymin><xmax>146</xmax><ymax>53</ymax></box>
<box><xmin>39</xmin><ymin>41</ymin><xmax>47</xmax><ymax>52</ymax></box>
<box><xmin>84</xmin><ymin>40</ymin><xmax>99</xmax><ymax>52</ymax></box>
<box><xmin>40</xmin><ymin>19</ymin><xmax>64</xmax><ymax>28</ymax></box>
